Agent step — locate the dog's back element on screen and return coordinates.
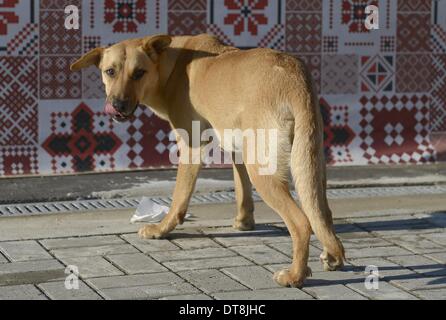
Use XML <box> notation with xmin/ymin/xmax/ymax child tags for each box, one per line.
<box><xmin>168</xmin><ymin>35</ymin><xmax>316</xmax><ymax>129</ymax></box>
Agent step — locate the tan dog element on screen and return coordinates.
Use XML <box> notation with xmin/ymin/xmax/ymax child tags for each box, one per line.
<box><xmin>71</xmin><ymin>34</ymin><xmax>345</xmax><ymax>288</ymax></box>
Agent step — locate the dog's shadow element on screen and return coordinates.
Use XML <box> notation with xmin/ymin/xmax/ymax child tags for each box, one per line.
<box><xmin>167</xmin><ymin>224</ymin><xmax>287</xmax><ymax>240</ymax></box>
<box><xmin>305</xmin><ymin>264</ymin><xmax>446</xmax><ymax>288</ymax></box>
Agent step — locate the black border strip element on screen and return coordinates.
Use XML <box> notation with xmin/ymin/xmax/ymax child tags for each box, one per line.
<box><xmin>30</xmin><ymin>0</ymin><xmax>35</xmax><ymax>23</ymax></box>
<box><xmin>278</xmin><ymin>0</ymin><xmax>282</xmax><ymax>25</ymax></box>
<box><xmin>210</xmin><ymin>0</ymin><xmax>214</xmax><ymax>24</ymax></box>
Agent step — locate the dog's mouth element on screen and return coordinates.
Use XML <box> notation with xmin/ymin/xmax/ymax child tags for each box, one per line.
<box><xmin>104</xmin><ymin>102</ymin><xmax>138</xmax><ymax>123</ymax></box>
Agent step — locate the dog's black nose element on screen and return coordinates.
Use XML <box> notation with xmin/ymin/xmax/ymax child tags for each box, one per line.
<box><xmin>112</xmin><ymin>98</ymin><xmax>128</xmax><ymax>113</ymax></box>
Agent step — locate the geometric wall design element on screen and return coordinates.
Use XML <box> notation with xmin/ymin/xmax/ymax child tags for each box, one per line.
<box><xmin>0</xmin><ymin>0</ymin><xmax>443</xmax><ymax>176</ymax></box>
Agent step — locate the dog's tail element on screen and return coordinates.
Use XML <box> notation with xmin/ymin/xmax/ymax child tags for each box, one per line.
<box><xmin>288</xmin><ymin>87</ymin><xmax>345</xmax><ymax>261</ymax></box>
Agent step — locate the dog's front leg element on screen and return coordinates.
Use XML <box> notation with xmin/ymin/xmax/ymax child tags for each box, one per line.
<box><xmin>138</xmin><ymin>162</ymin><xmax>202</xmax><ymax>239</ymax></box>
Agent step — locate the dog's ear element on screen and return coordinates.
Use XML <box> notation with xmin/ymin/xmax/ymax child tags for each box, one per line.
<box><xmin>142</xmin><ymin>35</ymin><xmax>172</xmax><ymax>60</ymax></box>
<box><xmin>70</xmin><ymin>48</ymin><xmax>104</xmax><ymax>71</ymax></box>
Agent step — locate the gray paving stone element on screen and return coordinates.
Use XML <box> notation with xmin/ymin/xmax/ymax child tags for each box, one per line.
<box><xmin>310</xmin><ymin>239</ymin><xmax>321</xmax><ymax>248</ymax></box>
<box><xmin>267</xmin><ymin>242</ymin><xmax>322</xmax><ymax>260</ymax></box>
<box><xmin>106</xmin><ymin>253</ymin><xmax>167</xmax><ymax>274</ymax></box>
<box><xmin>213</xmin><ymin>288</ymin><xmax>314</xmax><ymax>300</ymax></box>
<box><xmin>222</xmin><ymin>266</ymin><xmax>277</xmax><ymax>290</ymax></box>
<box><xmin>99</xmin><ymin>282</ymin><xmax>199</xmax><ymax>300</ymax></box>
<box><xmin>386</xmin><ymin>255</ymin><xmax>446</xmax><ymax>277</ymax></box>
<box><xmin>208</xmin><ymin>234</ymin><xmax>282</xmax><ymax>247</ymax></box>
<box><xmin>345</xmin><ymin>246</ymin><xmax>413</xmax><ymax>259</ymax></box>
<box><xmin>252</xmin><ymin>267</ymin><xmax>366</xmax><ymax>288</ymax></box>
<box><xmin>425</xmin><ymin>251</ymin><xmax>446</xmax><ymax>264</ymax></box>
<box><xmin>202</xmin><ymin>225</ymin><xmax>282</xmax><ymax>235</ymax></box>
<box><xmin>385</xmin><ymin>235</ymin><xmax>445</xmax><ymax>254</ymax></box>
<box><xmin>378</xmin><ymin>229</ymin><xmax>446</xmax><ymax>237</ymax></box>
<box><xmin>0</xmin><ymin>259</ymin><xmax>65</xmax><ymax>286</ymax></box>
<box><xmin>0</xmin><ymin>253</ymin><xmax>7</xmax><ymax>264</ymax></box>
<box><xmin>322</xmin><ymin>237</ymin><xmax>393</xmax><ymax>250</ymax></box>
<box><xmin>303</xmin><ymin>284</ymin><xmax>368</xmax><ymax>300</ymax></box>
<box><xmin>250</xmin><ymin>233</ymin><xmax>292</xmax><ymax>244</ymax></box>
<box><xmin>349</xmin><ymin>215</ymin><xmax>427</xmax><ymax>226</ymax></box>
<box><xmin>306</xmin><ymin>259</ymin><xmax>329</xmax><ymax>273</ymax></box>
<box><xmin>349</xmin><ymin>257</ymin><xmax>416</xmax><ymax>279</ymax></box>
<box><xmin>202</xmin><ymin>226</ymin><xmax>290</xmax><ymax>247</ymax></box>
<box><xmin>390</xmin><ymin>275</ymin><xmax>446</xmax><ymax>291</ymax></box>
<box><xmin>333</xmin><ymin>220</ymin><xmax>371</xmax><ymax>239</ymax></box>
<box><xmin>160</xmin><ymin>294</ymin><xmax>212</xmax><ymax>300</ymax></box>
<box><xmin>87</xmin><ymin>273</ymin><xmax>183</xmax><ymax>290</ymax></box>
<box><xmin>171</xmin><ymin>232</ymin><xmax>222</xmax><ymax>250</ymax></box>
<box><xmin>40</xmin><ymin>235</ymin><xmax>126</xmax><ymax>250</ymax></box>
<box><xmin>179</xmin><ymin>269</ymin><xmax>247</xmax><ymax>294</ymax></box>
<box><xmin>265</xmin><ymin>259</ymin><xmax>328</xmax><ymax>274</ymax></box>
<box><xmin>349</xmin><ymin>216</ymin><xmax>440</xmax><ymax>237</ymax></box>
<box><xmin>0</xmin><ymin>284</ymin><xmax>47</xmax><ymax>300</ymax></box>
<box><xmin>150</xmin><ymin>247</ymin><xmax>236</xmax><ymax>263</ymax></box>
<box><xmin>0</xmin><ymin>241</ymin><xmax>53</xmax><ymax>262</ymax></box>
<box><xmin>121</xmin><ymin>234</ymin><xmax>180</xmax><ymax>252</ymax></box>
<box><xmin>263</xmin><ymin>242</ymin><xmax>291</xmax><ymax>257</ymax></box>
<box><xmin>61</xmin><ymin>256</ymin><xmax>124</xmax><ymax>278</ymax></box>
<box><xmin>335</xmin><ymin>223</ymin><xmax>369</xmax><ymax>236</ymax></box>
<box><xmin>413</xmin><ymin>288</ymin><xmax>446</xmax><ymax>300</ymax></box>
<box><xmin>51</xmin><ymin>243</ymin><xmax>139</xmax><ymax>259</ymax></box>
<box><xmin>230</xmin><ymin>245</ymin><xmax>290</xmax><ymax>265</ymax></box>
<box><xmin>347</xmin><ymin>281</ymin><xmax>419</xmax><ymax>300</ymax></box>
<box><xmin>422</xmin><ymin>233</ymin><xmax>446</xmax><ymax>246</ymax></box>
<box><xmin>337</xmin><ymin>231</ymin><xmax>373</xmax><ymax>240</ymax></box>
<box><xmin>38</xmin><ymin>281</ymin><xmax>102</xmax><ymax>300</ymax></box>
<box><xmin>307</xmin><ymin>270</ymin><xmax>367</xmax><ymax>286</ymax></box>
<box><xmin>164</xmin><ymin>256</ymin><xmax>253</xmax><ymax>272</ymax></box>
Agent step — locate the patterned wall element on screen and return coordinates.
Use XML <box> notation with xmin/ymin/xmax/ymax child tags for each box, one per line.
<box><xmin>0</xmin><ymin>0</ymin><xmax>445</xmax><ymax>176</ymax></box>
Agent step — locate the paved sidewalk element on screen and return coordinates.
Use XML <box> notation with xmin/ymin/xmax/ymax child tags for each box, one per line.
<box><xmin>0</xmin><ymin>193</ymin><xmax>445</xmax><ymax>300</ymax></box>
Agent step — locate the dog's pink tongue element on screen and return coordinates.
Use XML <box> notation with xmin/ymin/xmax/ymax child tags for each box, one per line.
<box><xmin>104</xmin><ymin>102</ymin><xmax>119</xmax><ymax>116</ymax></box>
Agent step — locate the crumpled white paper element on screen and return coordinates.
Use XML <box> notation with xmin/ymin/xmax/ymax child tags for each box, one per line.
<box><xmin>130</xmin><ymin>197</ymin><xmax>191</xmax><ymax>223</ymax></box>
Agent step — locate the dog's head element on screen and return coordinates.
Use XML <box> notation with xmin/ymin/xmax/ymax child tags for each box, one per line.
<box><xmin>70</xmin><ymin>35</ymin><xmax>171</xmax><ymax>122</ymax></box>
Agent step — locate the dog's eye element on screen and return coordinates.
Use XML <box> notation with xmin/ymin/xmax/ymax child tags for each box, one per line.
<box><xmin>105</xmin><ymin>68</ymin><xmax>115</xmax><ymax>77</ymax></box>
<box><xmin>132</xmin><ymin>69</ymin><xmax>146</xmax><ymax>80</ymax></box>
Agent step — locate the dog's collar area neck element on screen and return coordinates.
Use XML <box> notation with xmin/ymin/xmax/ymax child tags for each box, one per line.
<box><xmin>158</xmin><ymin>47</ymin><xmax>180</xmax><ymax>93</ymax></box>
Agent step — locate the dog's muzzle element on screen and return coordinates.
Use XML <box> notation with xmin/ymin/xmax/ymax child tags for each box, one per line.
<box><xmin>104</xmin><ymin>101</ymin><xmax>138</xmax><ymax>123</ymax></box>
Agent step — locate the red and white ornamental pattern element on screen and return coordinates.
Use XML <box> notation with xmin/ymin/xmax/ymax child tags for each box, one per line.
<box><xmin>0</xmin><ymin>0</ymin><xmax>445</xmax><ymax>176</ymax></box>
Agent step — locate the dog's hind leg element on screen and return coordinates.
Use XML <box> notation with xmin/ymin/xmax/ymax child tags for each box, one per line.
<box><xmin>138</xmin><ymin>162</ymin><xmax>201</xmax><ymax>239</ymax></box>
<box><xmin>232</xmin><ymin>155</ymin><xmax>255</xmax><ymax>231</ymax></box>
<box><xmin>245</xmin><ymin>164</ymin><xmax>312</xmax><ymax>288</ymax></box>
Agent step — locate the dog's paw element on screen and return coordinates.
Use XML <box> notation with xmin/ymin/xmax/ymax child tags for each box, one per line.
<box><xmin>320</xmin><ymin>250</ymin><xmax>344</xmax><ymax>271</ymax></box>
<box><xmin>273</xmin><ymin>267</ymin><xmax>312</xmax><ymax>288</ymax></box>
<box><xmin>138</xmin><ymin>224</ymin><xmax>164</xmax><ymax>239</ymax></box>
<box><xmin>232</xmin><ymin>218</ymin><xmax>255</xmax><ymax>231</ymax></box>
